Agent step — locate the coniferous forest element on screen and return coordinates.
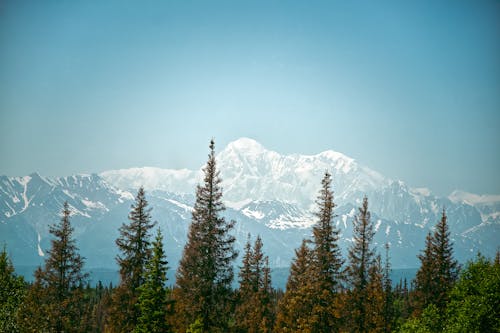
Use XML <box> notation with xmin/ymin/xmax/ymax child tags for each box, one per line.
<box><xmin>1</xmin><ymin>140</ymin><xmax>499</xmax><ymax>333</ymax></box>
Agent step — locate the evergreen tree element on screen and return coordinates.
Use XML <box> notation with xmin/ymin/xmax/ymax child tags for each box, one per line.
<box><xmin>346</xmin><ymin>196</ymin><xmax>376</xmax><ymax>333</ymax></box>
<box><xmin>308</xmin><ymin>171</ymin><xmax>344</xmax><ymax>332</ymax></box>
<box><xmin>365</xmin><ymin>255</ymin><xmax>385</xmax><ymax>333</ymax></box>
<box><xmin>18</xmin><ymin>202</ymin><xmax>88</xmax><ymax>332</ymax></box>
<box><xmin>134</xmin><ymin>228</ymin><xmax>172</xmax><ymax>333</ymax></box>
<box><xmin>174</xmin><ymin>139</ymin><xmax>237</xmax><ymax>332</ymax></box>
<box><xmin>235</xmin><ymin>235</ymin><xmax>274</xmax><ymax>333</ymax></box>
<box><xmin>0</xmin><ymin>246</ymin><xmax>26</xmax><ymax>333</ymax></box>
<box><xmin>275</xmin><ymin>239</ymin><xmax>314</xmax><ymax>332</ymax></box>
<box><xmin>108</xmin><ymin>187</ymin><xmax>156</xmax><ymax>332</ymax></box>
<box><xmin>445</xmin><ymin>254</ymin><xmax>500</xmax><ymax>332</ymax></box>
<box><xmin>382</xmin><ymin>243</ymin><xmax>395</xmax><ymax>333</ymax></box>
<box><xmin>414</xmin><ymin>209</ymin><xmax>458</xmax><ymax>315</ymax></box>
<box><xmin>432</xmin><ymin>209</ymin><xmax>459</xmax><ymax>311</ymax></box>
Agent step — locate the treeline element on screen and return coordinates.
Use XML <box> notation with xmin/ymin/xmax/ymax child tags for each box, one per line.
<box><xmin>1</xmin><ymin>140</ymin><xmax>499</xmax><ymax>332</ymax></box>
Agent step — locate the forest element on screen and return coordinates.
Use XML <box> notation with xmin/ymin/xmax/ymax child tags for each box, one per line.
<box><xmin>1</xmin><ymin>140</ymin><xmax>499</xmax><ymax>333</ymax></box>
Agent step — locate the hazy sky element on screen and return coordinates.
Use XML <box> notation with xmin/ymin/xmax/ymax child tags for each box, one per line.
<box><xmin>1</xmin><ymin>0</ymin><xmax>499</xmax><ymax>196</ymax></box>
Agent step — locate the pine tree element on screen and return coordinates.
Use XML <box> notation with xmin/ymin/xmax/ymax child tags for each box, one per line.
<box><xmin>174</xmin><ymin>139</ymin><xmax>237</xmax><ymax>332</ymax></box>
<box><xmin>134</xmin><ymin>228</ymin><xmax>172</xmax><ymax>333</ymax></box>
<box><xmin>308</xmin><ymin>171</ymin><xmax>344</xmax><ymax>332</ymax></box>
<box><xmin>235</xmin><ymin>235</ymin><xmax>274</xmax><ymax>333</ymax></box>
<box><xmin>414</xmin><ymin>209</ymin><xmax>459</xmax><ymax>315</ymax></box>
<box><xmin>275</xmin><ymin>239</ymin><xmax>314</xmax><ymax>332</ymax></box>
<box><xmin>108</xmin><ymin>187</ymin><xmax>156</xmax><ymax>332</ymax></box>
<box><xmin>0</xmin><ymin>246</ymin><xmax>26</xmax><ymax>333</ymax></box>
<box><xmin>346</xmin><ymin>196</ymin><xmax>376</xmax><ymax>333</ymax></box>
<box><xmin>18</xmin><ymin>202</ymin><xmax>88</xmax><ymax>332</ymax></box>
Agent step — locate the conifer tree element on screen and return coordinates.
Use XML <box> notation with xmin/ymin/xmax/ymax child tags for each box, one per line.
<box><xmin>382</xmin><ymin>243</ymin><xmax>395</xmax><ymax>333</ymax></box>
<box><xmin>308</xmin><ymin>171</ymin><xmax>344</xmax><ymax>332</ymax></box>
<box><xmin>134</xmin><ymin>228</ymin><xmax>172</xmax><ymax>333</ymax></box>
<box><xmin>365</xmin><ymin>255</ymin><xmax>385</xmax><ymax>333</ymax></box>
<box><xmin>235</xmin><ymin>235</ymin><xmax>274</xmax><ymax>333</ymax></box>
<box><xmin>174</xmin><ymin>139</ymin><xmax>237</xmax><ymax>332</ymax></box>
<box><xmin>414</xmin><ymin>209</ymin><xmax>458</xmax><ymax>315</ymax></box>
<box><xmin>275</xmin><ymin>239</ymin><xmax>314</xmax><ymax>332</ymax></box>
<box><xmin>432</xmin><ymin>209</ymin><xmax>459</xmax><ymax>311</ymax></box>
<box><xmin>0</xmin><ymin>246</ymin><xmax>26</xmax><ymax>333</ymax></box>
<box><xmin>108</xmin><ymin>187</ymin><xmax>156</xmax><ymax>332</ymax></box>
<box><xmin>346</xmin><ymin>196</ymin><xmax>376</xmax><ymax>333</ymax></box>
<box><xmin>18</xmin><ymin>202</ymin><xmax>88</xmax><ymax>332</ymax></box>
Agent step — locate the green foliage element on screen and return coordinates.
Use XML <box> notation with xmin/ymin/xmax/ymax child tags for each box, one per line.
<box><xmin>444</xmin><ymin>254</ymin><xmax>500</xmax><ymax>332</ymax></box>
<box><xmin>235</xmin><ymin>235</ymin><xmax>274</xmax><ymax>333</ymax></box>
<box><xmin>108</xmin><ymin>187</ymin><xmax>156</xmax><ymax>332</ymax></box>
<box><xmin>275</xmin><ymin>239</ymin><xmax>314</xmax><ymax>332</ymax></box>
<box><xmin>346</xmin><ymin>196</ymin><xmax>378</xmax><ymax>332</ymax></box>
<box><xmin>134</xmin><ymin>228</ymin><xmax>172</xmax><ymax>333</ymax></box>
<box><xmin>0</xmin><ymin>247</ymin><xmax>26</xmax><ymax>333</ymax></box>
<box><xmin>186</xmin><ymin>318</ymin><xmax>204</xmax><ymax>333</ymax></box>
<box><xmin>414</xmin><ymin>210</ymin><xmax>458</xmax><ymax>315</ymax></box>
<box><xmin>175</xmin><ymin>140</ymin><xmax>237</xmax><ymax>332</ymax></box>
<box><xmin>18</xmin><ymin>202</ymin><xmax>88</xmax><ymax>332</ymax></box>
<box><xmin>308</xmin><ymin>171</ymin><xmax>344</xmax><ymax>332</ymax></box>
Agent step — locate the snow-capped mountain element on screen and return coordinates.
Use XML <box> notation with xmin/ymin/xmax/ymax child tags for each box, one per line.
<box><xmin>1</xmin><ymin>138</ymin><xmax>498</xmax><ymax>274</ymax></box>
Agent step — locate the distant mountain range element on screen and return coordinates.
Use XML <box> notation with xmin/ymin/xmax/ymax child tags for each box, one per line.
<box><xmin>1</xmin><ymin>138</ymin><xmax>498</xmax><ymax>279</ymax></box>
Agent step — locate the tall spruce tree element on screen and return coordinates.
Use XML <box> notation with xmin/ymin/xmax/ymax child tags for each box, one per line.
<box><xmin>308</xmin><ymin>171</ymin><xmax>344</xmax><ymax>332</ymax></box>
<box><xmin>235</xmin><ymin>235</ymin><xmax>274</xmax><ymax>333</ymax></box>
<box><xmin>134</xmin><ymin>228</ymin><xmax>172</xmax><ymax>333</ymax></box>
<box><xmin>346</xmin><ymin>196</ymin><xmax>376</xmax><ymax>333</ymax></box>
<box><xmin>275</xmin><ymin>239</ymin><xmax>314</xmax><ymax>332</ymax></box>
<box><xmin>108</xmin><ymin>187</ymin><xmax>156</xmax><ymax>332</ymax></box>
<box><xmin>18</xmin><ymin>202</ymin><xmax>88</xmax><ymax>332</ymax></box>
<box><xmin>174</xmin><ymin>139</ymin><xmax>237</xmax><ymax>332</ymax></box>
<box><xmin>414</xmin><ymin>209</ymin><xmax>458</xmax><ymax>315</ymax></box>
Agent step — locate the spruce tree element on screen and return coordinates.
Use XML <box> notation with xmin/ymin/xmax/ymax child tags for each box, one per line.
<box><xmin>174</xmin><ymin>139</ymin><xmax>237</xmax><ymax>332</ymax></box>
<box><xmin>346</xmin><ymin>196</ymin><xmax>376</xmax><ymax>333</ymax></box>
<box><xmin>134</xmin><ymin>228</ymin><xmax>172</xmax><ymax>333</ymax></box>
<box><xmin>18</xmin><ymin>202</ymin><xmax>88</xmax><ymax>332</ymax></box>
<box><xmin>275</xmin><ymin>239</ymin><xmax>314</xmax><ymax>332</ymax></box>
<box><xmin>432</xmin><ymin>209</ymin><xmax>459</xmax><ymax>311</ymax></box>
<box><xmin>308</xmin><ymin>171</ymin><xmax>344</xmax><ymax>332</ymax></box>
<box><xmin>414</xmin><ymin>209</ymin><xmax>459</xmax><ymax>315</ymax></box>
<box><xmin>108</xmin><ymin>187</ymin><xmax>156</xmax><ymax>332</ymax></box>
<box><xmin>235</xmin><ymin>235</ymin><xmax>274</xmax><ymax>333</ymax></box>
<box><xmin>382</xmin><ymin>243</ymin><xmax>395</xmax><ymax>333</ymax></box>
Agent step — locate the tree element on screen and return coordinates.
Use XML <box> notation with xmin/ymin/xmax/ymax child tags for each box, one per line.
<box><xmin>308</xmin><ymin>171</ymin><xmax>344</xmax><ymax>332</ymax></box>
<box><xmin>444</xmin><ymin>254</ymin><xmax>500</xmax><ymax>332</ymax></box>
<box><xmin>414</xmin><ymin>209</ymin><xmax>458</xmax><ymax>315</ymax></box>
<box><xmin>275</xmin><ymin>239</ymin><xmax>314</xmax><ymax>332</ymax></box>
<box><xmin>108</xmin><ymin>187</ymin><xmax>156</xmax><ymax>332</ymax></box>
<box><xmin>18</xmin><ymin>202</ymin><xmax>88</xmax><ymax>332</ymax></box>
<box><xmin>235</xmin><ymin>235</ymin><xmax>274</xmax><ymax>333</ymax></box>
<box><xmin>0</xmin><ymin>246</ymin><xmax>26</xmax><ymax>333</ymax></box>
<box><xmin>346</xmin><ymin>196</ymin><xmax>376</xmax><ymax>333</ymax></box>
<box><xmin>382</xmin><ymin>243</ymin><xmax>395</xmax><ymax>333</ymax></box>
<box><xmin>134</xmin><ymin>228</ymin><xmax>172</xmax><ymax>333</ymax></box>
<box><xmin>174</xmin><ymin>139</ymin><xmax>238</xmax><ymax>332</ymax></box>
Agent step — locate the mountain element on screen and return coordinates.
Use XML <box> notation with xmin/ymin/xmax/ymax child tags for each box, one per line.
<box><xmin>1</xmin><ymin>138</ymin><xmax>498</xmax><ymax>281</ymax></box>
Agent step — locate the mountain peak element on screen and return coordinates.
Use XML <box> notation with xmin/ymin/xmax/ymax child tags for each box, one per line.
<box><xmin>225</xmin><ymin>137</ymin><xmax>266</xmax><ymax>154</ymax></box>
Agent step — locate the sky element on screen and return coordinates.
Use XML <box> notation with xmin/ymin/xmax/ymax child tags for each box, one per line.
<box><xmin>0</xmin><ymin>0</ymin><xmax>499</xmax><ymax>197</ymax></box>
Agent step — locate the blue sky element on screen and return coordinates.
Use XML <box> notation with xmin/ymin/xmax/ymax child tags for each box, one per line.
<box><xmin>0</xmin><ymin>0</ymin><xmax>499</xmax><ymax>196</ymax></box>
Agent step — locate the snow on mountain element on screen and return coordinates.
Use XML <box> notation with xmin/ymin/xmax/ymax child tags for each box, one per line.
<box><xmin>1</xmin><ymin>138</ymin><xmax>498</xmax><ymax>271</ymax></box>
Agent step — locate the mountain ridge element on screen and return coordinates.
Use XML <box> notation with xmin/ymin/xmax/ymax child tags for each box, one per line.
<box><xmin>1</xmin><ymin>138</ymin><xmax>498</xmax><ymax>273</ymax></box>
